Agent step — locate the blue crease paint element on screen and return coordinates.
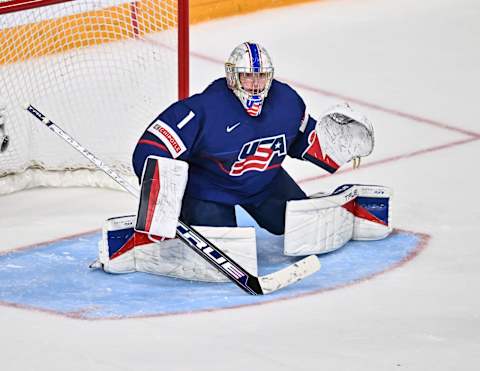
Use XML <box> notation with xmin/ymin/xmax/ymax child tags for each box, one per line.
<box><xmin>0</xmin><ymin>210</ymin><xmax>425</xmax><ymax>319</ymax></box>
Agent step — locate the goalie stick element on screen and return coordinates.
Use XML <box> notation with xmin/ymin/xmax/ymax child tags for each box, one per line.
<box><xmin>24</xmin><ymin>103</ymin><xmax>320</xmax><ymax>295</ymax></box>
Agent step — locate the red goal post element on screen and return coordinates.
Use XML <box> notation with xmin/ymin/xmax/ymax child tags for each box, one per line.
<box><xmin>0</xmin><ymin>0</ymin><xmax>189</xmax><ymax>194</ymax></box>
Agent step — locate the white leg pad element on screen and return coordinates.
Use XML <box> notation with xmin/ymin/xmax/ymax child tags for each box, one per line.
<box><xmin>135</xmin><ymin>226</ymin><xmax>257</xmax><ymax>282</ymax></box>
<box><xmin>98</xmin><ymin>215</ymin><xmax>257</xmax><ymax>282</ymax></box>
<box><xmin>284</xmin><ymin>184</ymin><xmax>393</xmax><ymax>256</ymax></box>
<box><xmin>284</xmin><ymin>193</ymin><xmax>355</xmax><ymax>256</ymax></box>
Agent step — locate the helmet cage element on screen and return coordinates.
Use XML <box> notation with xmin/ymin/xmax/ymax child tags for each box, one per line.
<box><xmin>225</xmin><ymin>42</ymin><xmax>274</xmax><ymax>116</ymax></box>
<box><xmin>226</xmin><ymin>65</ymin><xmax>274</xmax><ymax>97</ymax></box>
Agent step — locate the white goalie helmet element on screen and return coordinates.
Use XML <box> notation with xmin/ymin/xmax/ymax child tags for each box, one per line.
<box><xmin>225</xmin><ymin>42</ymin><xmax>274</xmax><ymax>117</ymax></box>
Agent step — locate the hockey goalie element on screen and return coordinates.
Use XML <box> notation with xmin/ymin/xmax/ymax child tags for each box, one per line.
<box><xmin>92</xmin><ymin>42</ymin><xmax>393</xmax><ymax>282</ymax></box>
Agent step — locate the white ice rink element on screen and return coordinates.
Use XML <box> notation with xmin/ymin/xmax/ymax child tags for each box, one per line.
<box><xmin>1</xmin><ymin>0</ymin><xmax>479</xmax><ymax>369</ymax></box>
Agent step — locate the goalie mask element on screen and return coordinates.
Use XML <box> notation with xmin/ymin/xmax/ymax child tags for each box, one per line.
<box><xmin>225</xmin><ymin>42</ymin><xmax>274</xmax><ymax>117</ymax></box>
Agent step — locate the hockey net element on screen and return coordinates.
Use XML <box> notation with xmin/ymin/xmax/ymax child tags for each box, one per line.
<box><xmin>0</xmin><ymin>0</ymin><xmax>189</xmax><ymax>194</ymax></box>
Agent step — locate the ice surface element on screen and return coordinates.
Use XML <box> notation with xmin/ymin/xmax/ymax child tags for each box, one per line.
<box><xmin>0</xmin><ymin>0</ymin><xmax>479</xmax><ymax>370</ymax></box>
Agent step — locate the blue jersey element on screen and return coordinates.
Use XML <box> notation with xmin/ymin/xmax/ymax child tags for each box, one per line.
<box><xmin>132</xmin><ymin>78</ymin><xmax>319</xmax><ymax>205</ymax></box>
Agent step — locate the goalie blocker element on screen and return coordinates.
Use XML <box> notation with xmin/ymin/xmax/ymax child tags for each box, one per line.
<box><xmin>135</xmin><ymin>155</ymin><xmax>189</xmax><ymax>238</ymax></box>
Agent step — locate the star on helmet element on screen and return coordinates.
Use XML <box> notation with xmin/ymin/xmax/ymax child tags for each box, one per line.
<box><xmin>225</xmin><ymin>42</ymin><xmax>274</xmax><ymax>117</ymax></box>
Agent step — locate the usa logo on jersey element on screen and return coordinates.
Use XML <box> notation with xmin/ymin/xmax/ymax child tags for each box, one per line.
<box><xmin>230</xmin><ymin>134</ymin><xmax>286</xmax><ymax>176</ymax></box>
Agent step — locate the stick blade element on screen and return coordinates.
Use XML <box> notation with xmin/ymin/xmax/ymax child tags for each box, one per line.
<box><xmin>258</xmin><ymin>255</ymin><xmax>321</xmax><ymax>294</ymax></box>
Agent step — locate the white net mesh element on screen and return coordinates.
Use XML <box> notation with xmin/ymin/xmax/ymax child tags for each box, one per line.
<box><xmin>0</xmin><ymin>0</ymin><xmax>182</xmax><ymax>194</ymax></box>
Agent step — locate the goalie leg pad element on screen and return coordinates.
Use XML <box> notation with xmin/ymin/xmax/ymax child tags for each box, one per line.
<box><xmin>284</xmin><ymin>184</ymin><xmax>393</xmax><ymax>256</ymax></box>
<box><xmin>135</xmin><ymin>226</ymin><xmax>258</xmax><ymax>282</ymax></box>
<box><xmin>284</xmin><ymin>188</ymin><xmax>356</xmax><ymax>256</ymax></box>
<box><xmin>98</xmin><ymin>215</ymin><xmax>258</xmax><ymax>282</ymax></box>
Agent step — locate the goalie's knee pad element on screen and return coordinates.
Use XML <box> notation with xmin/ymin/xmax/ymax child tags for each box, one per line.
<box><xmin>283</xmin><ymin>184</ymin><xmax>392</xmax><ymax>255</ymax></box>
